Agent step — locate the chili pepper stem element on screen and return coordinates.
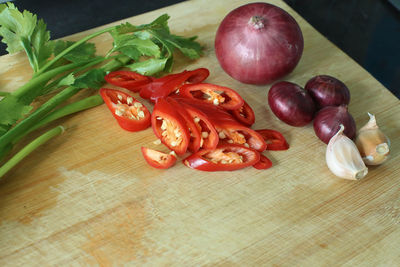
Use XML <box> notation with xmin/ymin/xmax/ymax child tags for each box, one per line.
<box><xmin>0</xmin><ymin>126</ymin><xmax>65</xmax><ymax>179</ymax></box>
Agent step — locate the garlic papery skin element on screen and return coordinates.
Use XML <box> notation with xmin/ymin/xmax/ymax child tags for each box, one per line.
<box><xmin>326</xmin><ymin>124</ymin><xmax>368</xmax><ymax>180</ymax></box>
<box><xmin>355</xmin><ymin>113</ymin><xmax>390</xmax><ymax>165</ymax></box>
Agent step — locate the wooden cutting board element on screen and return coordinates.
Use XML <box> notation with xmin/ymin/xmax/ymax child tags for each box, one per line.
<box><xmin>1</xmin><ymin>0</ymin><xmax>399</xmax><ymax>265</ymax></box>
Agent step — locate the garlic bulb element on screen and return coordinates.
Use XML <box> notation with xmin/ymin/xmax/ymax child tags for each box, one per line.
<box><xmin>355</xmin><ymin>113</ymin><xmax>390</xmax><ymax>165</ymax></box>
<box><xmin>326</xmin><ymin>124</ymin><xmax>368</xmax><ymax>180</ymax></box>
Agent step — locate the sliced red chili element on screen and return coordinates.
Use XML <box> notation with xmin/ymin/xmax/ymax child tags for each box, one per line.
<box><xmin>166</xmin><ymin>97</ymin><xmax>202</xmax><ymax>153</ymax></box>
<box><xmin>151</xmin><ymin>98</ymin><xmax>190</xmax><ymax>155</ymax></box>
<box><xmin>180</xmin><ymin>83</ymin><xmax>244</xmax><ymax>110</ymax></box>
<box><xmin>230</xmin><ymin>101</ymin><xmax>255</xmax><ymax>126</ymax></box>
<box><xmin>104</xmin><ymin>71</ymin><xmax>151</xmax><ymax>92</ymax></box>
<box><xmin>140</xmin><ymin>68</ymin><xmax>210</xmax><ymax>101</ymax></box>
<box><xmin>255</xmin><ymin>129</ymin><xmax>289</xmax><ymax>151</ymax></box>
<box><xmin>253</xmin><ymin>154</ymin><xmax>273</xmax><ymax>170</ymax></box>
<box><xmin>184</xmin><ymin>144</ymin><xmax>260</xmax><ymax>171</ymax></box>
<box><xmin>141</xmin><ymin>147</ymin><xmax>177</xmax><ymax>169</ymax></box>
<box><xmin>215</xmin><ymin>122</ymin><xmax>267</xmax><ymax>152</ymax></box>
<box><xmin>100</xmin><ymin>88</ymin><xmax>151</xmax><ymax>132</ymax></box>
<box><xmin>176</xmin><ymin>99</ymin><xmax>219</xmax><ymax>151</ymax></box>
<box><xmin>183</xmin><ymin>100</ymin><xmax>266</xmax><ymax>151</ymax></box>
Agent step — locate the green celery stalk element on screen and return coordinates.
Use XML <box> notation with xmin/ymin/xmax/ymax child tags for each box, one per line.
<box><xmin>27</xmin><ymin>95</ymin><xmax>103</xmax><ymax>136</ymax></box>
<box><xmin>0</xmin><ymin>92</ymin><xmax>10</xmax><ymax>97</ymax></box>
<box><xmin>0</xmin><ymin>126</ymin><xmax>64</xmax><ymax>179</ymax></box>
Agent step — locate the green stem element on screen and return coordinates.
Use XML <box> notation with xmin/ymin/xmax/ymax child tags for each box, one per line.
<box><xmin>0</xmin><ymin>92</ymin><xmax>10</xmax><ymax>97</ymax></box>
<box><xmin>36</xmin><ymin>27</ymin><xmax>115</xmax><ymax>76</ymax></box>
<box><xmin>40</xmin><ymin>56</ymin><xmax>107</xmax><ymax>95</ymax></box>
<box><xmin>12</xmin><ymin>60</ymin><xmax>89</xmax><ymax>99</ymax></box>
<box><xmin>29</xmin><ymin>95</ymin><xmax>104</xmax><ymax>135</ymax></box>
<box><xmin>20</xmin><ymin>37</ymin><xmax>39</xmax><ymax>73</ymax></box>
<box><xmin>0</xmin><ymin>55</ymin><xmax>130</xmax><ymax>154</ymax></box>
<box><xmin>10</xmin><ymin>95</ymin><xmax>103</xmax><ymax>146</ymax></box>
<box><xmin>0</xmin><ymin>126</ymin><xmax>64</xmax><ymax>179</ymax></box>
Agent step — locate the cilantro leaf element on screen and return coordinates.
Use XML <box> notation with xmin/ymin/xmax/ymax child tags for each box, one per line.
<box><xmin>73</xmin><ymin>69</ymin><xmax>106</xmax><ymax>89</ymax></box>
<box><xmin>0</xmin><ymin>95</ymin><xmax>33</xmax><ymax>129</ymax></box>
<box><xmin>0</xmin><ymin>3</ymin><xmax>56</xmax><ymax>73</ymax></box>
<box><xmin>57</xmin><ymin>73</ymin><xmax>76</xmax><ymax>87</ymax></box>
<box><xmin>110</xmin><ymin>32</ymin><xmax>161</xmax><ymax>59</ymax></box>
<box><xmin>0</xmin><ymin>3</ymin><xmax>37</xmax><ymax>53</ymax></box>
<box><xmin>127</xmin><ymin>58</ymin><xmax>168</xmax><ymax>76</ymax></box>
<box><xmin>31</xmin><ymin>19</ymin><xmax>53</xmax><ymax>70</ymax></box>
<box><xmin>150</xmin><ymin>28</ymin><xmax>203</xmax><ymax>60</ymax></box>
<box><xmin>53</xmin><ymin>40</ymin><xmax>96</xmax><ymax>63</ymax></box>
<box><xmin>115</xmin><ymin>13</ymin><xmax>170</xmax><ymax>34</ymax></box>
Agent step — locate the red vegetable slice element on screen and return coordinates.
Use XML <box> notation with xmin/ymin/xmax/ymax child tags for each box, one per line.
<box><xmin>104</xmin><ymin>71</ymin><xmax>151</xmax><ymax>92</ymax></box>
<box><xmin>140</xmin><ymin>68</ymin><xmax>210</xmax><ymax>101</ymax></box>
<box><xmin>166</xmin><ymin>97</ymin><xmax>202</xmax><ymax>153</ymax></box>
<box><xmin>180</xmin><ymin>83</ymin><xmax>244</xmax><ymax>110</ymax></box>
<box><xmin>176</xmin><ymin>100</ymin><xmax>219</xmax><ymax>150</ymax></box>
<box><xmin>255</xmin><ymin>129</ymin><xmax>289</xmax><ymax>151</ymax></box>
<box><xmin>184</xmin><ymin>144</ymin><xmax>260</xmax><ymax>171</ymax></box>
<box><xmin>100</xmin><ymin>88</ymin><xmax>151</xmax><ymax>132</ymax></box>
<box><xmin>141</xmin><ymin>147</ymin><xmax>177</xmax><ymax>169</ymax></box>
<box><xmin>184</xmin><ymin>100</ymin><xmax>266</xmax><ymax>151</ymax></box>
<box><xmin>215</xmin><ymin>122</ymin><xmax>267</xmax><ymax>152</ymax></box>
<box><xmin>230</xmin><ymin>100</ymin><xmax>255</xmax><ymax>126</ymax></box>
<box><xmin>151</xmin><ymin>98</ymin><xmax>190</xmax><ymax>155</ymax></box>
<box><xmin>253</xmin><ymin>154</ymin><xmax>273</xmax><ymax>170</ymax></box>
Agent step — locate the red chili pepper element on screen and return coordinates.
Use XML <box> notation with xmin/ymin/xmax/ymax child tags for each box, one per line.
<box><xmin>100</xmin><ymin>88</ymin><xmax>151</xmax><ymax>132</ymax></box>
<box><xmin>183</xmin><ymin>99</ymin><xmax>267</xmax><ymax>152</ymax></box>
<box><xmin>255</xmin><ymin>129</ymin><xmax>289</xmax><ymax>151</ymax></box>
<box><xmin>141</xmin><ymin>147</ymin><xmax>177</xmax><ymax>169</ymax></box>
<box><xmin>178</xmin><ymin>100</ymin><xmax>219</xmax><ymax>151</ymax></box>
<box><xmin>253</xmin><ymin>154</ymin><xmax>273</xmax><ymax>170</ymax></box>
<box><xmin>151</xmin><ymin>98</ymin><xmax>190</xmax><ymax>155</ymax></box>
<box><xmin>230</xmin><ymin>100</ymin><xmax>255</xmax><ymax>126</ymax></box>
<box><xmin>104</xmin><ymin>71</ymin><xmax>151</xmax><ymax>92</ymax></box>
<box><xmin>180</xmin><ymin>83</ymin><xmax>244</xmax><ymax>110</ymax></box>
<box><xmin>166</xmin><ymin>97</ymin><xmax>202</xmax><ymax>153</ymax></box>
<box><xmin>183</xmin><ymin>144</ymin><xmax>260</xmax><ymax>171</ymax></box>
<box><xmin>140</xmin><ymin>68</ymin><xmax>210</xmax><ymax>101</ymax></box>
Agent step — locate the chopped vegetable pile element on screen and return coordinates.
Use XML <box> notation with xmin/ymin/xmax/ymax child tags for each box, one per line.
<box><xmin>0</xmin><ymin>2</ymin><xmax>203</xmax><ymax>178</ymax></box>
<box><xmin>102</xmin><ymin>68</ymin><xmax>290</xmax><ymax>171</ymax></box>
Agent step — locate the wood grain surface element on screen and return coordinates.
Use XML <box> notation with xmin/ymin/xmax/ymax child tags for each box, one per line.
<box><xmin>1</xmin><ymin>0</ymin><xmax>399</xmax><ymax>266</ymax></box>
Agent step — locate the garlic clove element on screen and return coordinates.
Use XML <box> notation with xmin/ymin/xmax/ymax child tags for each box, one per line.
<box><xmin>326</xmin><ymin>124</ymin><xmax>368</xmax><ymax>180</ymax></box>
<box><xmin>356</xmin><ymin>113</ymin><xmax>390</xmax><ymax>165</ymax></box>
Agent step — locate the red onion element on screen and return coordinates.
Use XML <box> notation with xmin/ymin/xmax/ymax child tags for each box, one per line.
<box><xmin>305</xmin><ymin>75</ymin><xmax>350</xmax><ymax>108</ymax></box>
<box><xmin>313</xmin><ymin>105</ymin><xmax>356</xmax><ymax>144</ymax></box>
<box><xmin>268</xmin><ymin>81</ymin><xmax>316</xmax><ymax>127</ymax></box>
<box><xmin>215</xmin><ymin>2</ymin><xmax>304</xmax><ymax>85</ymax></box>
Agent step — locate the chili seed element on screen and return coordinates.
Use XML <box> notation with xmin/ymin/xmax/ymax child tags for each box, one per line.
<box><xmin>153</xmin><ymin>139</ymin><xmax>162</xmax><ymax>145</ymax></box>
<box><xmin>134</xmin><ymin>102</ymin><xmax>143</xmax><ymax>108</ymax></box>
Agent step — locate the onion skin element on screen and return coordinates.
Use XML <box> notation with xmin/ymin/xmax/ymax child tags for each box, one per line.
<box><xmin>305</xmin><ymin>75</ymin><xmax>350</xmax><ymax>108</ymax></box>
<box><xmin>215</xmin><ymin>2</ymin><xmax>304</xmax><ymax>85</ymax></box>
<box><xmin>268</xmin><ymin>81</ymin><xmax>316</xmax><ymax>127</ymax></box>
<box><xmin>313</xmin><ymin>105</ymin><xmax>356</xmax><ymax>144</ymax></box>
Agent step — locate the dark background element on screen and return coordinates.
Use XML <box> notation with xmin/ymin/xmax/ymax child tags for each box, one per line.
<box><xmin>1</xmin><ymin>0</ymin><xmax>399</xmax><ymax>99</ymax></box>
